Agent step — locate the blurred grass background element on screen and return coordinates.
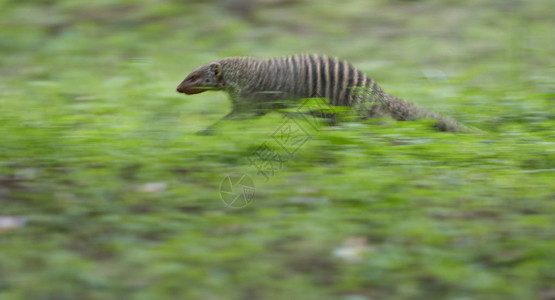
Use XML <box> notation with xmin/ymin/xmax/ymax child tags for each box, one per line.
<box><xmin>0</xmin><ymin>0</ymin><xmax>554</xmax><ymax>299</ymax></box>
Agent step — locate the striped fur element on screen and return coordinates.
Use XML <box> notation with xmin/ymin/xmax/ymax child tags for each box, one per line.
<box><xmin>177</xmin><ymin>54</ymin><xmax>470</xmax><ymax>132</ymax></box>
<box><xmin>231</xmin><ymin>54</ymin><xmax>379</xmax><ymax>106</ymax></box>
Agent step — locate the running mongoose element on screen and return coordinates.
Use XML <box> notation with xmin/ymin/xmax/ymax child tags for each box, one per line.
<box><xmin>176</xmin><ymin>54</ymin><xmax>470</xmax><ymax>132</ymax></box>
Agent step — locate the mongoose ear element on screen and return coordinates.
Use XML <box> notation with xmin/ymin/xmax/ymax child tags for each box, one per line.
<box><xmin>209</xmin><ymin>63</ymin><xmax>222</xmax><ymax>78</ymax></box>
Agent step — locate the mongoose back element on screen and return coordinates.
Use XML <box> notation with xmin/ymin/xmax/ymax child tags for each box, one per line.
<box><xmin>177</xmin><ymin>54</ymin><xmax>469</xmax><ymax>132</ymax></box>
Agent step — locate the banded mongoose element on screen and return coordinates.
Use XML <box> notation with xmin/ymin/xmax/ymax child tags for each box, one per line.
<box><xmin>176</xmin><ymin>54</ymin><xmax>469</xmax><ymax>132</ymax></box>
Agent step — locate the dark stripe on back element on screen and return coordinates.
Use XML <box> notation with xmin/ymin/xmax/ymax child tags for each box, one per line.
<box><xmin>357</xmin><ymin>70</ymin><xmax>366</xmax><ymax>87</ymax></box>
<box><xmin>309</xmin><ymin>55</ymin><xmax>319</xmax><ymax>97</ymax></box>
<box><xmin>290</xmin><ymin>56</ymin><xmax>299</xmax><ymax>95</ymax></box>
<box><xmin>326</xmin><ymin>57</ymin><xmax>334</xmax><ymax>104</ymax></box>
<box><xmin>329</xmin><ymin>57</ymin><xmax>336</xmax><ymax>105</ymax></box>
<box><xmin>345</xmin><ymin>64</ymin><xmax>356</xmax><ymax>105</ymax></box>
<box><xmin>318</xmin><ymin>56</ymin><xmax>327</xmax><ymax>98</ymax></box>
<box><xmin>356</xmin><ymin>69</ymin><xmax>366</xmax><ymax>96</ymax></box>
<box><xmin>336</xmin><ymin>59</ymin><xmax>344</xmax><ymax>105</ymax></box>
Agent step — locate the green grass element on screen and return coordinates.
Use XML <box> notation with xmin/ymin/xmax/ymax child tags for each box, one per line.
<box><xmin>1</xmin><ymin>0</ymin><xmax>554</xmax><ymax>299</ymax></box>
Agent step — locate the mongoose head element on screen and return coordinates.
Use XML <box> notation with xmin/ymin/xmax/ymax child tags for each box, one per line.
<box><xmin>176</xmin><ymin>62</ymin><xmax>223</xmax><ymax>95</ymax></box>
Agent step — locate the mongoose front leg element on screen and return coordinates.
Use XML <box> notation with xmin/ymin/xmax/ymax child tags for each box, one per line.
<box><xmin>197</xmin><ymin>107</ymin><xmax>267</xmax><ymax>135</ymax></box>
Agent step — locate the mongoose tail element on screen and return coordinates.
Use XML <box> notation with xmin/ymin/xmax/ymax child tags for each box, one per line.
<box><xmin>373</xmin><ymin>95</ymin><xmax>474</xmax><ymax>132</ymax></box>
<box><xmin>177</xmin><ymin>55</ymin><xmax>473</xmax><ymax>133</ymax></box>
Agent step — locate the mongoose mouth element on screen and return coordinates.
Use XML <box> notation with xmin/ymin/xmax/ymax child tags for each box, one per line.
<box><xmin>176</xmin><ymin>84</ymin><xmax>207</xmax><ymax>95</ymax></box>
<box><xmin>183</xmin><ymin>87</ymin><xmax>206</xmax><ymax>95</ymax></box>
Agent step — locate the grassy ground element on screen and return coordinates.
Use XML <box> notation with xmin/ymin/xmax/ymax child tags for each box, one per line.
<box><xmin>1</xmin><ymin>0</ymin><xmax>554</xmax><ymax>299</ymax></box>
